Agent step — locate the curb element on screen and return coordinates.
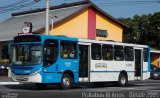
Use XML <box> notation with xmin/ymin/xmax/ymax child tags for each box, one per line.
<box><xmin>0</xmin><ymin>82</ymin><xmax>20</xmax><ymax>85</ymax></box>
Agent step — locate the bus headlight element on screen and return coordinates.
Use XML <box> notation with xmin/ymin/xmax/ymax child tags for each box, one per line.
<box><xmin>30</xmin><ymin>68</ymin><xmax>41</xmax><ymax>76</ymax></box>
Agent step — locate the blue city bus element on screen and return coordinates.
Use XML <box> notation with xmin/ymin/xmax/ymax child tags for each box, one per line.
<box><xmin>11</xmin><ymin>34</ymin><xmax>150</xmax><ymax>89</ymax></box>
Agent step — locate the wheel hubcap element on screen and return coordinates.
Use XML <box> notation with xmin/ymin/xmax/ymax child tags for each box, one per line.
<box><xmin>121</xmin><ymin>77</ymin><xmax>126</xmax><ymax>84</ymax></box>
<box><xmin>63</xmin><ymin>78</ymin><xmax>70</xmax><ymax>87</ymax></box>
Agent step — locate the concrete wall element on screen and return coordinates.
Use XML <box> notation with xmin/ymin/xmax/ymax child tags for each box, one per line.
<box><xmin>46</xmin><ymin>8</ymin><xmax>123</xmax><ymax>42</ymax></box>
<box><xmin>50</xmin><ymin>9</ymin><xmax>88</xmax><ymax>39</ymax></box>
<box><xmin>96</xmin><ymin>12</ymin><xmax>123</xmax><ymax>42</ymax></box>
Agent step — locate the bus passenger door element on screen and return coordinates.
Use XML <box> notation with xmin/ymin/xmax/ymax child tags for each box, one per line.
<box><xmin>134</xmin><ymin>49</ymin><xmax>143</xmax><ymax>80</ymax></box>
<box><xmin>43</xmin><ymin>39</ymin><xmax>59</xmax><ymax>82</ymax></box>
<box><xmin>79</xmin><ymin>45</ymin><xmax>90</xmax><ymax>82</ymax></box>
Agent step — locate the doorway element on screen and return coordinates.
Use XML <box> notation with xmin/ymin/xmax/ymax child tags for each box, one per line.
<box><xmin>135</xmin><ymin>49</ymin><xmax>143</xmax><ymax>80</ymax></box>
<box><xmin>79</xmin><ymin>45</ymin><xmax>89</xmax><ymax>82</ymax></box>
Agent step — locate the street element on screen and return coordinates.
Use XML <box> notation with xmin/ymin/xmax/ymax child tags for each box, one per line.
<box><xmin>0</xmin><ymin>79</ymin><xmax>160</xmax><ymax>98</ymax></box>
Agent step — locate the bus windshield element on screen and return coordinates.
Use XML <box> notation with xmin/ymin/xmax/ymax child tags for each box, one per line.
<box><xmin>13</xmin><ymin>44</ymin><xmax>42</xmax><ymax>65</ymax></box>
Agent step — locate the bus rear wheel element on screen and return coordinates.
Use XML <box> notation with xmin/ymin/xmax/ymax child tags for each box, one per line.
<box><xmin>118</xmin><ymin>73</ymin><xmax>128</xmax><ymax>87</ymax></box>
<box><xmin>59</xmin><ymin>74</ymin><xmax>73</xmax><ymax>90</ymax></box>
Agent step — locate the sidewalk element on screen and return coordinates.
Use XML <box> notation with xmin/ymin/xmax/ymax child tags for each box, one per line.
<box><xmin>0</xmin><ymin>76</ymin><xmax>20</xmax><ymax>85</ymax></box>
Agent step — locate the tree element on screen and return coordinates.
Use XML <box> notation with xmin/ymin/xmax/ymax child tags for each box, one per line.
<box><xmin>149</xmin><ymin>12</ymin><xmax>160</xmax><ymax>48</ymax></box>
<box><xmin>118</xmin><ymin>12</ymin><xmax>160</xmax><ymax>49</ymax></box>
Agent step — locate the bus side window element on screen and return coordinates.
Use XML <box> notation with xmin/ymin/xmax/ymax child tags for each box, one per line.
<box><xmin>114</xmin><ymin>45</ymin><xmax>124</xmax><ymax>61</ymax></box>
<box><xmin>60</xmin><ymin>41</ymin><xmax>77</xmax><ymax>59</ymax></box>
<box><xmin>91</xmin><ymin>43</ymin><xmax>101</xmax><ymax>60</ymax></box>
<box><xmin>124</xmin><ymin>46</ymin><xmax>134</xmax><ymax>61</ymax></box>
<box><xmin>44</xmin><ymin>40</ymin><xmax>58</xmax><ymax>66</ymax></box>
<box><xmin>143</xmin><ymin>48</ymin><xmax>148</xmax><ymax>62</ymax></box>
<box><xmin>102</xmin><ymin>44</ymin><xmax>113</xmax><ymax>60</ymax></box>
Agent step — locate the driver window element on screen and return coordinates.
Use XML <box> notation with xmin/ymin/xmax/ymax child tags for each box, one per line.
<box><xmin>44</xmin><ymin>39</ymin><xmax>58</xmax><ymax>67</ymax></box>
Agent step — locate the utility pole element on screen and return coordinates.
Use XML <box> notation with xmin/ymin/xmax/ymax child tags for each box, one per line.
<box><xmin>49</xmin><ymin>15</ymin><xmax>54</xmax><ymax>30</ymax></box>
<box><xmin>45</xmin><ymin>0</ymin><xmax>50</xmax><ymax>35</ymax></box>
<box><xmin>51</xmin><ymin>17</ymin><xmax>54</xmax><ymax>30</ymax></box>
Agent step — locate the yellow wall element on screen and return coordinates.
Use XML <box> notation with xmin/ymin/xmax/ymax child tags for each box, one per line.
<box><xmin>96</xmin><ymin>12</ymin><xmax>123</xmax><ymax>42</ymax></box>
<box><xmin>49</xmin><ymin>10</ymin><xmax>88</xmax><ymax>39</ymax></box>
<box><xmin>151</xmin><ymin>53</ymin><xmax>160</xmax><ymax>67</ymax></box>
<box><xmin>40</xmin><ymin>9</ymin><xmax>124</xmax><ymax>42</ymax></box>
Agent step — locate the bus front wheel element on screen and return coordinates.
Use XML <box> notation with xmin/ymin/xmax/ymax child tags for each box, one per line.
<box><xmin>59</xmin><ymin>74</ymin><xmax>73</xmax><ymax>90</ymax></box>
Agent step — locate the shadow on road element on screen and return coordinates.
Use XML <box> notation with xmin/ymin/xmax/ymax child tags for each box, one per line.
<box><xmin>4</xmin><ymin>82</ymin><xmax>139</xmax><ymax>91</ymax></box>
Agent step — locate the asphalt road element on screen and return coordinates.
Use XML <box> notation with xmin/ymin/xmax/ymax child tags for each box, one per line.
<box><xmin>0</xmin><ymin>79</ymin><xmax>160</xmax><ymax>98</ymax></box>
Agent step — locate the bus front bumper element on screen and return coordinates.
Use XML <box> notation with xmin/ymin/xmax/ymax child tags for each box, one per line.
<box><xmin>12</xmin><ymin>73</ymin><xmax>42</xmax><ymax>83</ymax></box>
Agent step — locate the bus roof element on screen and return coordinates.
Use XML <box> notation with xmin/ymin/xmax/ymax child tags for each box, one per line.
<box><xmin>40</xmin><ymin>34</ymin><xmax>78</xmax><ymax>41</ymax></box>
<box><xmin>14</xmin><ymin>34</ymin><xmax>78</xmax><ymax>42</ymax></box>
<box><xmin>78</xmin><ymin>38</ymin><xmax>149</xmax><ymax>48</ymax></box>
<box><xmin>14</xmin><ymin>34</ymin><xmax>149</xmax><ymax>48</ymax></box>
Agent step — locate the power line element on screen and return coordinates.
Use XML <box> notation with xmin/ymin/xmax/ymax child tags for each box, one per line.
<box><xmin>97</xmin><ymin>0</ymin><xmax>160</xmax><ymax>6</ymax></box>
<box><xmin>0</xmin><ymin>0</ymin><xmax>29</xmax><ymax>9</ymax></box>
<box><xmin>0</xmin><ymin>0</ymin><xmax>41</xmax><ymax>14</ymax></box>
<box><xmin>30</xmin><ymin>0</ymin><xmax>160</xmax><ymax>8</ymax></box>
<box><xmin>0</xmin><ymin>0</ymin><xmax>159</xmax><ymax>14</ymax></box>
<box><xmin>98</xmin><ymin>2</ymin><xmax>158</xmax><ymax>6</ymax></box>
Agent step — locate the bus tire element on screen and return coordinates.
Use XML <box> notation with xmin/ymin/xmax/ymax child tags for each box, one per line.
<box><xmin>35</xmin><ymin>83</ymin><xmax>47</xmax><ymax>89</ymax></box>
<box><xmin>93</xmin><ymin>82</ymin><xmax>106</xmax><ymax>87</ymax></box>
<box><xmin>59</xmin><ymin>74</ymin><xmax>73</xmax><ymax>90</ymax></box>
<box><xmin>118</xmin><ymin>73</ymin><xmax>128</xmax><ymax>87</ymax></box>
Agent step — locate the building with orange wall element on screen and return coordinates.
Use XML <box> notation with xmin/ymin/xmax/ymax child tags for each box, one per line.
<box><xmin>48</xmin><ymin>1</ymin><xmax>127</xmax><ymax>42</ymax></box>
<box><xmin>49</xmin><ymin>4</ymin><xmax>126</xmax><ymax>42</ymax></box>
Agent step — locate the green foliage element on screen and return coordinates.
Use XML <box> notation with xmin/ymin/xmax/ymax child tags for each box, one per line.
<box><xmin>118</xmin><ymin>12</ymin><xmax>160</xmax><ymax>49</ymax></box>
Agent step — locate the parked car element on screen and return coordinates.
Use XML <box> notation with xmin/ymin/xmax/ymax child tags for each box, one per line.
<box><xmin>150</xmin><ymin>64</ymin><xmax>160</xmax><ymax>80</ymax></box>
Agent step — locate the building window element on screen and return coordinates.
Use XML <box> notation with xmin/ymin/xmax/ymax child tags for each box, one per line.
<box><xmin>91</xmin><ymin>43</ymin><xmax>101</xmax><ymax>60</ymax></box>
<box><xmin>96</xmin><ymin>29</ymin><xmax>107</xmax><ymax>37</ymax></box>
<box><xmin>114</xmin><ymin>45</ymin><xmax>124</xmax><ymax>61</ymax></box>
<box><xmin>124</xmin><ymin>46</ymin><xmax>134</xmax><ymax>61</ymax></box>
<box><xmin>60</xmin><ymin>41</ymin><xmax>77</xmax><ymax>59</ymax></box>
<box><xmin>102</xmin><ymin>44</ymin><xmax>113</xmax><ymax>60</ymax></box>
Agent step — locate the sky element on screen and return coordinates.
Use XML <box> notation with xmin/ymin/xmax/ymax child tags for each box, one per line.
<box><xmin>0</xmin><ymin>0</ymin><xmax>160</xmax><ymax>22</ymax></box>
